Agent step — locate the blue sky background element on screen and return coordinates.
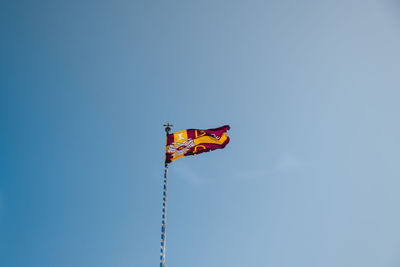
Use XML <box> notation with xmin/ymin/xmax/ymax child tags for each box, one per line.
<box><xmin>1</xmin><ymin>1</ymin><xmax>400</xmax><ymax>266</ymax></box>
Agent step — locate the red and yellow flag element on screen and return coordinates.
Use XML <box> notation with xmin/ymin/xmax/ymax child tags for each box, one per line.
<box><xmin>165</xmin><ymin>125</ymin><xmax>230</xmax><ymax>164</ymax></box>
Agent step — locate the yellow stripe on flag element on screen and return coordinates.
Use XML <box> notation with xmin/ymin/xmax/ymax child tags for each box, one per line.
<box><xmin>193</xmin><ymin>133</ymin><xmax>228</xmax><ymax>146</ymax></box>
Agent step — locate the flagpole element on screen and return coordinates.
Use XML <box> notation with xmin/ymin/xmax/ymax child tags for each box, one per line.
<box><xmin>160</xmin><ymin>164</ymin><xmax>168</xmax><ymax>267</ymax></box>
<box><xmin>160</xmin><ymin>123</ymin><xmax>173</xmax><ymax>267</ymax></box>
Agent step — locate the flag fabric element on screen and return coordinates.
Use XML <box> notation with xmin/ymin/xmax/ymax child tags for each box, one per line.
<box><xmin>165</xmin><ymin>125</ymin><xmax>230</xmax><ymax>164</ymax></box>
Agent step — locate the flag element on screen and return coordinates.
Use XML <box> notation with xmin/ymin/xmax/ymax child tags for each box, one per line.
<box><xmin>165</xmin><ymin>125</ymin><xmax>230</xmax><ymax>164</ymax></box>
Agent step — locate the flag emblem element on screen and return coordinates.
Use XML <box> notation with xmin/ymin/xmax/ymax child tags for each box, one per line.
<box><xmin>165</xmin><ymin>125</ymin><xmax>230</xmax><ymax>164</ymax></box>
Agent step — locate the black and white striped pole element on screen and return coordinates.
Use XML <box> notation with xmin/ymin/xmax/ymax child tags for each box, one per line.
<box><xmin>160</xmin><ymin>123</ymin><xmax>173</xmax><ymax>267</ymax></box>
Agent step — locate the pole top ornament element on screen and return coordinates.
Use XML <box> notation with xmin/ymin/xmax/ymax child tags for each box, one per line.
<box><xmin>163</xmin><ymin>123</ymin><xmax>173</xmax><ymax>135</ymax></box>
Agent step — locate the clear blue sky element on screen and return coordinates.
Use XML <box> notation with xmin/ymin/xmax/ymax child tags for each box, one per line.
<box><xmin>1</xmin><ymin>1</ymin><xmax>400</xmax><ymax>266</ymax></box>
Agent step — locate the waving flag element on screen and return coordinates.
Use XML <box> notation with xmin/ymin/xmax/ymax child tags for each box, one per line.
<box><xmin>165</xmin><ymin>125</ymin><xmax>230</xmax><ymax>164</ymax></box>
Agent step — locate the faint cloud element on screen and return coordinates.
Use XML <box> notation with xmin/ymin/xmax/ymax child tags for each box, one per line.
<box><xmin>231</xmin><ymin>168</ymin><xmax>272</xmax><ymax>181</ymax></box>
<box><xmin>231</xmin><ymin>153</ymin><xmax>314</xmax><ymax>181</ymax></box>
<box><xmin>275</xmin><ymin>153</ymin><xmax>312</xmax><ymax>172</ymax></box>
<box><xmin>172</xmin><ymin>163</ymin><xmax>204</xmax><ymax>185</ymax></box>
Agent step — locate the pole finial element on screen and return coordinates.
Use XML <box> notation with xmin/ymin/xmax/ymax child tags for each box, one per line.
<box><xmin>163</xmin><ymin>123</ymin><xmax>173</xmax><ymax>135</ymax></box>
